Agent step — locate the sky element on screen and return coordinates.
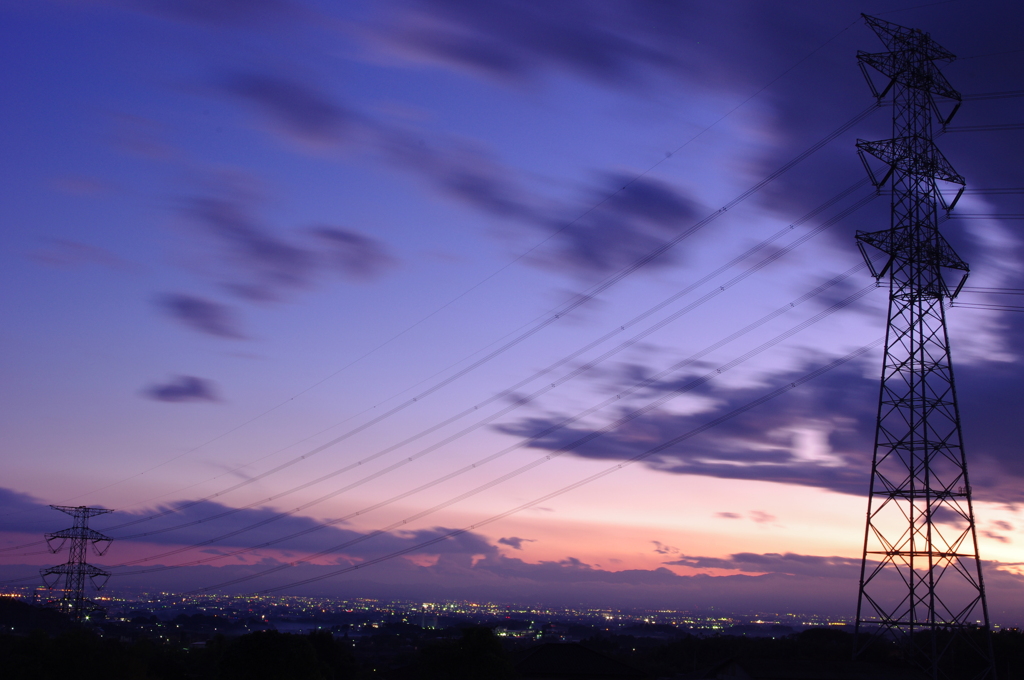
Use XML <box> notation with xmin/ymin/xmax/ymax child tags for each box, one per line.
<box><xmin>2</xmin><ymin>0</ymin><xmax>1024</xmax><ymax>620</ymax></box>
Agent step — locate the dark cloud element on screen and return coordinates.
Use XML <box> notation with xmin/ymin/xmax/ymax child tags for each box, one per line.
<box><xmin>375</xmin><ymin>132</ymin><xmax>537</xmax><ymax>221</ymax></box>
<box><xmin>216</xmin><ymin>68</ymin><xmax>704</xmax><ymax>281</ymax></box>
<box><xmin>222</xmin><ymin>73</ymin><xmax>359</xmax><ymax>148</ymax></box>
<box><xmin>187</xmin><ymin>196</ymin><xmax>315</xmax><ymax>301</ymax></box>
<box><xmin>666</xmin><ymin>552</ymin><xmax>862</xmax><ymax>580</ymax></box>
<box><xmin>534</xmin><ymin>174</ymin><xmax>703</xmax><ymax>276</ymax></box>
<box><xmin>310</xmin><ymin>227</ymin><xmax>398</xmax><ymax>280</ymax></box>
<box><xmin>715</xmin><ymin>512</ymin><xmax>741</xmax><ymax>519</ymax></box>
<box><xmin>145</xmin><ymin>376</ymin><xmax>220</xmax><ymax>403</ymax></box>
<box><xmin>4</xmin><ymin>485</ymin><xmax>1023</xmax><ymax>616</ymax></box>
<box><xmin>87</xmin><ymin>497</ymin><xmax>497</xmax><ymax>563</ymax></box>
<box><xmin>497</xmin><ymin>536</ymin><xmax>534</xmax><ymax>550</ymax></box>
<box><xmin>380</xmin><ymin>0</ymin><xmax>1024</xmax><ymax>283</ymax></box>
<box><xmin>931</xmin><ymin>505</ymin><xmax>969</xmax><ymax>529</ymax></box>
<box><xmin>181</xmin><ymin>191</ymin><xmax>395</xmax><ymax>303</ymax></box>
<box><xmin>651</xmin><ymin>541</ymin><xmax>679</xmax><ymax>555</ymax></box>
<box><xmin>983</xmin><ymin>531</ymin><xmax>1010</xmax><ymax>544</ymax></box>
<box><xmin>495</xmin><ymin>356</ymin><xmax>878</xmax><ymax>497</ymax></box>
<box><xmin>0</xmin><ymin>488</ymin><xmax>60</xmax><ymax>535</ymax></box>
<box><xmin>158</xmin><ymin>293</ymin><xmax>246</xmax><ymax>338</ymax></box>
<box><xmin>375</xmin><ymin>121</ymin><xmax>705</xmax><ymax>278</ymax></box>
<box><xmin>382</xmin><ymin>0</ymin><xmax>786</xmax><ymax>87</ymax></box>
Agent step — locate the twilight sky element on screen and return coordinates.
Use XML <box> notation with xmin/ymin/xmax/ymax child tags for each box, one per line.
<box><xmin>2</xmin><ymin>0</ymin><xmax>1024</xmax><ymax>619</ymax></box>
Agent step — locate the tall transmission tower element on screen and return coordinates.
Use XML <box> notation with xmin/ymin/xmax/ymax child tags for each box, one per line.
<box><xmin>40</xmin><ymin>505</ymin><xmax>113</xmax><ymax>624</ymax></box>
<box><xmin>853</xmin><ymin>15</ymin><xmax>995</xmax><ymax>680</ymax></box>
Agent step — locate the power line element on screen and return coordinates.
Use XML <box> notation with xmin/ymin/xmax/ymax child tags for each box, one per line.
<box><xmin>42</xmin><ymin>18</ymin><xmax>869</xmax><ymax>511</ymax></box>
<box><xmin>951</xmin><ymin>301</ymin><xmax>1024</xmax><ymax>312</ymax></box>
<box><xmin>75</xmin><ymin>104</ymin><xmax>879</xmax><ymax>539</ymax></box>
<box><xmin>232</xmin><ymin>339</ymin><xmax>886</xmax><ymax>595</ymax></box>
<box><xmin>960</xmin><ymin>286</ymin><xmax>1024</xmax><ymax>295</ymax></box>
<box><xmin>19</xmin><ymin>186</ymin><xmax>877</xmax><ymax>586</ymax></box>
<box><xmin>104</xmin><ymin>185</ymin><xmax>878</xmax><ymax>548</ymax></box>
<box><xmin>120</xmin><ymin>281</ymin><xmax>876</xmax><ymax>584</ymax></box>
<box><xmin>0</xmin><ymin>268</ymin><xmax>871</xmax><ymax>585</ymax></box>
<box><xmin>961</xmin><ymin>90</ymin><xmax>1024</xmax><ymax>101</ymax></box>
<box><xmin>946</xmin><ymin>123</ymin><xmax>1024</xmax><ymax>132</ymax></box>
<box><xmin>947</xmin><ymin>214</ymin><xmax>1024</xmax><ymax>219</ymax></box>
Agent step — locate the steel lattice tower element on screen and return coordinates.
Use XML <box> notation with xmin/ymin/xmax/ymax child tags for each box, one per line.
<box><xmin>40</xmin><ymin>505</ymin><xmax>113</xmax><ymax>624</ymax></box>
<box><xmin>853</xmin><ymin>15</ymin><xmax>995</xmax><ymax>680</ymax></box>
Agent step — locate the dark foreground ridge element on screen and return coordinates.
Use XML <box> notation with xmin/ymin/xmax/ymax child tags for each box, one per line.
<box><xmin>4</xmin><ymin>597</ymin><xmax>1024</xmax><ymax>679</ymax></box>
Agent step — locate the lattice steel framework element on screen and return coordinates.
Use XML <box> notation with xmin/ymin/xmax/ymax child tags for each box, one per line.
<box><xmin>40</xmin><ymin>505</ymin><xmax>113</xmax><ymax>623</ymax></box>
<box><xmin>853</xmin><ymin>15</ymin><xmax>995</xmax><ymax>680</ymax></box>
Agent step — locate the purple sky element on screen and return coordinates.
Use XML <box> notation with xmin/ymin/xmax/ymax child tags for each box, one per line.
<box><xmin>2</xmin><ymin>0</ymin><xmax>1024</xmax><ymax>620</ymax></box>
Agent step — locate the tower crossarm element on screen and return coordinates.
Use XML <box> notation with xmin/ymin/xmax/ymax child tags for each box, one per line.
<box><xmin>45</xmin><ymin>527</ymin><xmax>112</xmax><ymax>542</ymax></box>
<box><xmin>856</xmin><ymin>228</ymin><xmax>968</xmax><ymax>273</ymax></box>
<box><xmin>40</xmin><ymin>563</ymin><xmax>111</xmax><ymax>580</ymax></box>
<box><xmin>50</xmin><ymin>505</ymin><xmax>114</xmax><ymax>520</ymax></box>
<box><xmin>862</xmin><ymin>15</ymin><xmax>956</xmax><ymax>61</ymax></box>
<box><xmin>858</xmin><ymin>51</ymin><xmax>960</xmax><ymax>101</ymax></box>
<box><xmin>856</xmin><ymin>138</ymin><xmax>965</xmax><ymax>185</ymax></box>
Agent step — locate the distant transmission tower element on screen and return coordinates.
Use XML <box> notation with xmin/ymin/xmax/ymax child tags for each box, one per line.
<box><xmin>40</xmin><ymin>505</ymin><xmax>113</xmax><ymax>623</ymax></box>
<box><xmin>853</xmin><ymin>15</ymin><xmax>995</xmax><ymax>680</ymax></box>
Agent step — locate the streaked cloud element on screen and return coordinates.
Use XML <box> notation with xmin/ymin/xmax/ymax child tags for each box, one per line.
<box><xmin>145</xmin><ymin>376</ymin><xmax>221</xmax><ymax>403</ymax></box>
<box><xmin>158</xmin><ymin>293</ymin><xmax>246</xmax><ymax>339</ymax></box>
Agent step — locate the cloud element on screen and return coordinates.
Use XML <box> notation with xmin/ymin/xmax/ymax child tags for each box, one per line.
<box><xmin>651</xmin><ymin>541</ymin><xmax>679</xmax><ymax>555</ymax></box>
<box><xmin>375</xmin><ymin>132</ymin><xmax>537</xmax><ymax>221</ymax></box>
<box><xmin>5</xmin><ymin>485</ymin><xmax>1022</xmax><ymax>616</ymax></box>
<box><xmin>220</xmin><ymin>69</ymin><xmax>704</xmax><ymax>281</ymax></box>
<box><xmin>158</xmin><ymin>293</ymin><xmax>246</xmax><ymax>338</ymax></box>
<box><xmin>494</xmin><ymin>356</ymin><xmax>878</xmax><ymax>497</ymax></box>
<box><xmin>310</xmin><ymin>227</ymin><xmax>398</xmax><ymax>280</ymax></box>
<box><xmin>180</xmin><ymin>187</ymin><xmax>396</xmax><ymax>303</ymax></box>
<box><xmin>145</xmin><ymin>376</ymin><xmax>220</xmax><ymax>403</ymax></box>
<box><xmin>186</xmin><ymin>196</ymin><xmax>316</xmax><ymax>302</ymax></box>
<box><xmin>497</xmin><ymin>536</ymin><xmax>534</xmax><ymax>550</ymax></box>
<box><xmin>222</xmin><ymin>73</ymin><xmax>359</xmax><ymax>148</ymax></box>
<box><xmin>532</xmin><ymin>173</ymin><xmax>703</xmax><ymax>276</ymax></box>
<box><xmin>85</xmin><ymin>497</ymin><xmax>499</xmax><ymax>563</ymax></box>
<box><xmin>749</xmin><ymin>511</ymin><xmax>775</xmax><ymax>524</ymax></box>
<box><xmin>666</xmin><ymin>551</ymin><xmax>862</xmax><ymax>580</ymax></box>
<box><xmin>715</xmin><ymin>512</ymin><xmax>741</xmax><ymax>519</ymax></box>
<box><xmin>377</xmin><ymin>0</ymin><xmax>709</xmax><ymax>86</ymax></box>
<box><xmin>383</xmin><ymin>144</ymin><xmax>704</xmax><ymax>277</ymax></box>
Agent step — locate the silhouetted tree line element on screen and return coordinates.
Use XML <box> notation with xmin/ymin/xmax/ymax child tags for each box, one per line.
<box><xmin>4</xmin><ymin>598</ymin><xmax>1024</xmax><ymax>679</ymax></box>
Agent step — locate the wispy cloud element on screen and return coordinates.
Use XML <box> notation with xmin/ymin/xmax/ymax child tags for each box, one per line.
<box><xmin>497</xmin><ymin>536</ymin><xmax>534</xmax><ymax>550</ymax></box>
<box><xmin>174</xmin><ymin>179</ymin><xmax>397</xmax><ymax>309</ymax></box>
<box><xmin>158</xmin><ymin>293</ymin><xmax>246</xmax><ymax>339</ymax></box>
<box><xmin>666</xmin><ymin>551</ymin><xmax>862</xmax><ymax>579</ymax></box>
<box><xmin>222</xmin><ymin>73</ymin><xmax>361</xmax><ymax>148</ymax></box>
<box><xmin>495</xmin><ymin>357</ymin><xmax>877</xmax><ymax>497</ymax></box>
<box><xmin>145</xmin><ymin>375</ymin><xmax>221</xmax><ymax>403</ymax></box>
<box><xmin>310</xmin><ymin>226</ymin><xmax>398</xmax><ymax>281</ymax></box>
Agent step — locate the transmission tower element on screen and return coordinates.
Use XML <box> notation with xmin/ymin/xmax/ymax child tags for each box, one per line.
<box><xmin>40</xmin><ymin>505</ymin><xmax>113</xmax><ymax>624</ymax></box>
<box><xmin>853</xmin><ymin>15</ymin><xmax>995</xmax><ymax>680</ymax></box>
